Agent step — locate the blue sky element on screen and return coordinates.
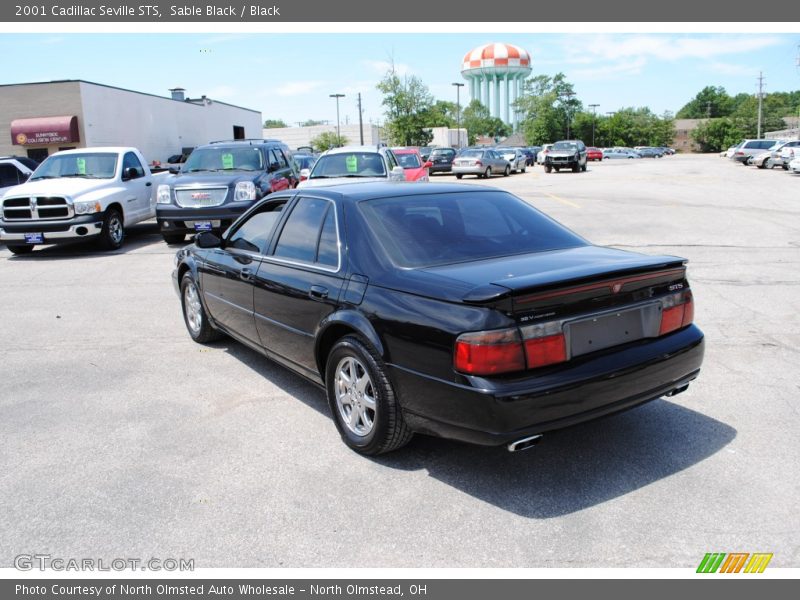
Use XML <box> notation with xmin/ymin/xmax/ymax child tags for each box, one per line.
<box><xmin>2</xmin><ymin>33</ymin><xmax>799</xmax><ymax>126</ymax></box>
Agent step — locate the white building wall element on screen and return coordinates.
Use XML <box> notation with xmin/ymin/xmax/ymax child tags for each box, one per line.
<box><xmin>79</xmin><ymin>82</ymin><xmax>262</xmax><ymax>164</ymax></box>
<box><xmin>263</xmin><ymin>124</ymin><xmax>382</xmax><ymax>149</ymax></box>
<box><xmin>427</xmin><ymin>127</ymin><xmax>468</xmax><ymax>148</ymax></box>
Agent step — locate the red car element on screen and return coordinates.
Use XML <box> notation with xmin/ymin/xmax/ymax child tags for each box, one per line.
<box><xmin>586</xmin><ymin>147</ymin><xmax>603</xmax><ymax>161</ymax></box>
<box><xmin>392</xmin><ymin>148</ymin><xmax>432</xmax><ymax>182</ymax></box>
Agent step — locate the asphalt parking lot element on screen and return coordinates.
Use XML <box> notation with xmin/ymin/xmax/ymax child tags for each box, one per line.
<box><xmin>1</xmin><ymin>154</ymin><xmax>798</xmax><ymax>568</ymax></box>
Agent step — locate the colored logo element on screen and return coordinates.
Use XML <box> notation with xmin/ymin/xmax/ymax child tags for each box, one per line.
<box><xmin>15</xmin><ymin>133</ymin><xmax>28</xmax><ymax>145</ymax></box>
<box><xmin>697</xmin><ymin>552</ymin><xmax>773</xmax><ymax>573</ymax></box>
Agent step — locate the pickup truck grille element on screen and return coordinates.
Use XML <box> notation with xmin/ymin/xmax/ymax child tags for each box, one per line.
<box><xmin>2</xmin><ymin>197</ymin><xmax>72</xmax><ymax>221</ymax></box>
<box><xmin>174</xmin><ymin>187</ymin><xmax>228</xmax><ymax>208</ymax></box>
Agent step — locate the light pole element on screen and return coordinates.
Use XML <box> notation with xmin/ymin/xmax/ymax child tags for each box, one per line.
<box><xmin>561</xmin><ymin>91</ymin><xmax>576</xmax><ymax>139</ymax></box>
<box><xmin>452</xmin><ymin>82</ymin><xmax>464</xmax><ymax>148</ymax></box>
<box><xmin>588</xmin><ymin>103</ymin><xmax>599</xmax><ymax>146</ymax></box>
<box><xmin>330</xmin><ymin>93</ymin><xmax>345</xmax><ymax>147</ymax></box>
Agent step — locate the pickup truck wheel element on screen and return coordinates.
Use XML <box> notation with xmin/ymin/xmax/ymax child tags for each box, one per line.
<box><xmin>326</xmin><ymin>335</ymin><xmax>412</xmax><ymax>455</ymax></box>
<box><xmin>8</xmin><ymin>244</ymin><xmax>33</xmax><ymax>255</ymax></box>
<box><xmin>181</xmin><ymin>273</ymin><xmax>222</xmax><ymax>343</ymax></box>
<box><xmin>98</xmin><ymin>208</ymin><xmax>124</xmax><ymax>250</ymax></box>
<box><xmin>162</xmin><ymin>233</ymin><xmax>186</xmax><ymax>245</ymax></box>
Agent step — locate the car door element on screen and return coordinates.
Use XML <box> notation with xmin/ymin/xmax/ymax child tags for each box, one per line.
<box><xmin>253</xmin><ymin>195</ymin><xmax>345</xmax><ymax>377</ymax></box>
<box><xmin>267</xmin><ymin>148</ymin><xmax>291</xmax><ymax>192</ymax></box>
<box><xmin>120</xmin><ymin>152</ymin><xmax>152</xmax><ymax>222</ymax></box>
<box><xmin>200</xmin><ymin>199</ymin><xmax>288</xmax><ymax>346</ymax></box>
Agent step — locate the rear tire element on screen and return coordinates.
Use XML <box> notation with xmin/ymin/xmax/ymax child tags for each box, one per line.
<box><xmin>483</xmin><ymin>167</ymin><xmax>491</xmax><ymax>179</ymax></box>
<box><xmin>581</xmin><ymin>162</ymin><xmax>587</xmax><ymax>172</ymax></box>
<box><xmin>455</xmin><ymin>173</ymin><xmax>463</xmax><ymax>179</ymax></box>
<box><xmin>326</xmin><ymin>336</ymin><xmax>413</xmax><ymax>455</ymax></box>
<box><xmin>8</xmin><ymin>244</ymin><xmax>34</xmax><ymax>255</ymax></box>
<box><xmin>98</xmin><ymin>208</ymin><xmax>124</xmax><ymax>250</ymax></box>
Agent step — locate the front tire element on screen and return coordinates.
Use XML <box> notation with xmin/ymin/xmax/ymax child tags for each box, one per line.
<box><xmin>162</xmin><ymin>233</ymin><xmax>186</xmax><ymax>244</ymax></box>
<box><xmin>503</xmin><ymin>165</ymin><xmax>510</xmax><ymax>177</ymax></box>
<box><xmin>98</xmin><ymin>208</ymin><xmax>124</xmax><ymax>250</ymax></box>
<box><xmin>482</xmin><ymin>167</ymin><xmax>491</xmax><ymax>179</ymax></box>
<box><xmin>180</xmin><ymin>272</ymin><xmax>222</xmax><ymax>343</ymax></box>
<box><xmin>455</xmin><ymin>173</ymin><xmax>463</xmax><ymax>179</ymax></box>
<box><xmin>8</xmin><ymin>244</ymin><xmax>34</xmax><ymax>255</ymax></box>
<box><xmin>326</xmin><ymin>336</ymin><xmax>412</xmax><ymax>455</ymax></box>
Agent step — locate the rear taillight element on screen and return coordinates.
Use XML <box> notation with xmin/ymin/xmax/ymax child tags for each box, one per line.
<box><xmin>454</xmin><ymin>329</ymin><xmax>525</xmax><ymax>375</ymax></box>
<box><xmin>454</xmin><ymin>320</ymin><xmax>567</xmax><ymax>375</ymax></box>
<box><xmin>474</xmin><ymin>160</ymin><xmax>483</xmax><ymax>166</ymax></box>
<box><xmin>659</xmin><ymin>290</ymin><xmax>694</xmax><ymax>335</ymax></box>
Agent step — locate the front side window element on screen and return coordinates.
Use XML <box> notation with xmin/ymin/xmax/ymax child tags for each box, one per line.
<box><xmin>122</xmin><ymin>152</ymin><xmax>145</xmax><ymax>178</ymax></box>
<box><xmin>227</xmin><ymin>201</ymin><xmax>286</xmax><ymax>254</ymax></box>
<box><xmin>30</xmin><ymin>152</ymin><xmax>117</xmax><ymax>180</ymax></box>
<box><xmin>273</xmin><ymin>197</ymin><xmax>339</xmax><ymax>268</ymax></box>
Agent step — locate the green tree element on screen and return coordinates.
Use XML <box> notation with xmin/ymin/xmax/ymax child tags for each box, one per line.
<box><xmin>691</xmin><ymin>118</ymin><xmax>745</xmax><ymax>153</ymax></box>
<box><xmin>263</xmin><ymin>119</ymin><xmax>288</xmax><ymax>128</ymax></box>
<box><xmin>301</xmin><ymin>119</ymin><xmax>326</xmax><ymax>127</ymax></box>
<box><xmin>461</xmin><ymin>100</ymin><xmax>510</xmax><ymax>144</ymax></box>
<box><xmin>376</xmin><ymin>66</ymin><xmax>435</xmax><ymax>146</ymax></box>
<box><xmin>592</xmin><ymin>108</ymin><xmax>675</xmax><ymax>147</ymax></box>
<box><xmin>421</xmin><ymin>100</ymin><xmax>459</xmax><ymax>128</ymax></box>
<box><xmin>515</xmin><ymin>73</ymin><xmax>582</xmax><ymax>144</ymax></box>
<box><xmin>676</xmin><ymin>86</ymin><xmax>735</xmax><ymax>119</ymax></box>
<box><xmin>310</xmin><ymin>131</ymin><xmax>348</xmax><ymax>152</ymax></box>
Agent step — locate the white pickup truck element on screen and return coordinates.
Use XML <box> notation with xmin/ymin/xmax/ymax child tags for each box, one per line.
<box><xmin>0</xmin><ymin>147</ymin><xmax>157</xmax><ymax>254</ymax></box>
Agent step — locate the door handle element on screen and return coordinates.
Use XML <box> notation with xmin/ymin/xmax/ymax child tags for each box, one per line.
<box><xmin>309</xmin><ymin>285</ymin><xmax>329</xmax><ymax>300</ymax></box>
<box><xmin>146</xmin><ymin>182</ymin><xmax>152</xmax><ymax>187</ymax></box>
<box><xmin>240</xmin><ymin>268</ymin><xmax>254</xmax><ymax>282</ymax></box>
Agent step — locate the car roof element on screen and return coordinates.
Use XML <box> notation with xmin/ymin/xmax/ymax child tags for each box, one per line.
<box><xmin>391</xmin><ymin>148</ymin><xmax>420</xmax><ymax>155</ymax></box>
<box><xmin>52</xmin><ymin>147</ymin><xmax>137</xmax><ymax>155</ymax></box>
<box><xmin>323</xmin><ymin>145</ymin><xmax>388</xmax><ymax>155</ymax></box>
<box><xmin>282</xmin><ymin>181</ymin><xmax>504</xmax><ymax>202</ymax></box>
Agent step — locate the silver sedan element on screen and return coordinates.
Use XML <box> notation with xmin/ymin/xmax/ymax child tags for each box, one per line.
<box><xmin>496</xmin><ymin>147</ymin><xmax>528</xmax><ymax>173</ymax></box>
<box><xmin>452</xmin><ymin>149</ymin><xmax>511</xmax><ymax>179</ymax></box>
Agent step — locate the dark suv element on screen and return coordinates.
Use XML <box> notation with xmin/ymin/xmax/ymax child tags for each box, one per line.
<box><xmin>156</xmin><ymin>139</ymin><xmax>298</xmax><ymax>244</ymax></box>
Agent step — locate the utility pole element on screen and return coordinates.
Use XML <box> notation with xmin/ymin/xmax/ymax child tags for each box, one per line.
<box><xmin>357</xmin><ymin>93</ymin><xmax>364</xmax><ymax>145</ymax></box>
<box><xmin>606</xmin><ymin>111</ymin><xmax>616</xmax><ymax>146</ymax></box>
<box><xmin>706</xmin><ymin>101</ymin><xmax>712</xmax><ymax>119</ymax></box>
<box><xmin>329</xmin><ymin>93</ymin><xmax>345</xmax><ymax>147</ymax></box>
<box><xmin>756</xmin><ymin>72</ymin><xmax>765</xmax><ymax>139</ymax></box>
<box><xmin>588</xmin><ymin>103</ymin><xmax>599</xmax><ymax>146</ymax></box>
<box><xmin>452</xmin><ymin>82</ymin><xmax>465</xmax><ymax>148</ymax></box>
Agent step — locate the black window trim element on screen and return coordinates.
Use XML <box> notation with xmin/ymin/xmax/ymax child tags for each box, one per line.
<box><xmin>263</xmin><ymin>194</ymin><xmax>343</xmax><ymax>274</ymax></box>
<box><xmin>222</xmin><ymin>195</ymin><xmax>293</xmax><ymax>259</ymax></box>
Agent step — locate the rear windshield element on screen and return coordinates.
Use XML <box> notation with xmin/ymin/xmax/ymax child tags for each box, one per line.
<box><xmin>430</xmin><ymin>149</ymin><xmax>454</xmax><ymax>157</ymax></box>
<box><xmin>358</xmin><ymin>191</ymin><xmax>586</xmax><ymax>268</ymax></box>
<box><xmin>396</xmin><ymin>153</ymin><xmax>422</xmax><ymax>168</ymax></box>
<box><xmin>459</xmin><ymin>150</ymin><xmax>484</xmax><ymax>159</ymax></box>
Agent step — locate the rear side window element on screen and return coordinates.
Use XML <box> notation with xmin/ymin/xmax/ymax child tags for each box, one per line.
<box><xmin>358</xmin><ymin>191</ymin><xmax>586</xmax><ymax>268</ymax></box>
<box><xmin>273</xmin><ymin>197</ymin><xmax>339</xmax><ymax>268</ymax></box>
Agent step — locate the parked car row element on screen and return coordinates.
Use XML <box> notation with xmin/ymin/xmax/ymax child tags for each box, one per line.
<box><xmin>721</xmin><ymin>138</ymin><xmax>800</xmax><ymax>174</ymax></box>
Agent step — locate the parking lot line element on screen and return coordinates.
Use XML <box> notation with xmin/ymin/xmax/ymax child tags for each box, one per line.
<box><xmin>538</xmin><ymin>190</ymin><xmax>581</xmax><ymax>209</ymax></box>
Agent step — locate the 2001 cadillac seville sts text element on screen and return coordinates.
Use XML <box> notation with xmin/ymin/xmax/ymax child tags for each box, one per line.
<box><xmin>172</xmin><ymin>182</ymin><xmax>704</xmax><ymax>455</ymax></box>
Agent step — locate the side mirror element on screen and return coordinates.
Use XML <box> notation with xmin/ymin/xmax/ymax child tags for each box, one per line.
<box><xmin>423</xmin><ymin>161</ymin><xmax>433</xmax><ymax>169</ymax></box>
<box><xmin>390</xmin><ymin>166</ymin><xmax>406</xmax><ymax>181</ymax></box>
<box><xmin>168</xmin><ymin>166</ymin><xmax>181</xmax><ymax>174</ymax></box>
<box><xmin>269</xmin><ymin>162</ymin><xmax>280</xmax><ymax>173</ymax></box>
<box><xmin>121</xmin><ymin>167</ymin><xmax>138</xmax><ymax>181</ymax></box>
<box><xmin>195</xmin><ymin>231</ymin><xmax>221</xmax><ymax>249</ymax></box>
<box><xmin>299</xmin><ymin>168</ymin><xmax>311</xmax><ymax>181</ymax></box>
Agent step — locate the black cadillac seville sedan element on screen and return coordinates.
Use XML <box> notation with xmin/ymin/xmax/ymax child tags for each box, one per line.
<box><xmin>172</xmin><ymin>182</ymin><xmax>704</xmax><ymax>455</ymax></box>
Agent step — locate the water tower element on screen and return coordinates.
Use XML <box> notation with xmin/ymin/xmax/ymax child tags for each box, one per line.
<box><xmin>461</xmin><ymin>43</ymin><xmax>532</xmax><ymax>129</ymax></box>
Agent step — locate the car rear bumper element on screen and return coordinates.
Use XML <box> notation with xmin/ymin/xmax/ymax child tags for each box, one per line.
<box><xmin>389</xmin><ymin>324</ymin><xmax>705</xmax><ymax>446</ymax></box>
<box><xmin>429</xmin><ymin>164</ymin><xmax>453</xmax><ymax>173</ymax></box>
<box><xmin>451</xmin><ymin>165</ymin><xmax>485</xmax><ymax>176</ymax></box>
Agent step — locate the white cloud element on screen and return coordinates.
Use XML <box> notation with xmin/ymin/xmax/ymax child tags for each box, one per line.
<box><xmin>571</xmin><ymin>58</ymin><xmax>647</xmax><ymax>81</ymax></box>
<box><xmin>362</xmin><ymin>59</ymin><xmax>412</xmax><ymax>77</ymax></box>
<box><xmin>275</xmin><ymin>81</ymin><xmax>325</xmax><ymax>97</ymax></box>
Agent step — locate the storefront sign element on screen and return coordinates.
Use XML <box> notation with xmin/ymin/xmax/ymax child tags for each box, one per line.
<box><xmin>11</xmin><ymin>115</ymin><xmax>80</xmax><ymax>145</ymax></box>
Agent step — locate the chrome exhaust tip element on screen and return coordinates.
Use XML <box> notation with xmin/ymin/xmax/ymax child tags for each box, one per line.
<box><xmin>507</xmin><ymin>434</ymin><xmax>543</xmax><ymax>452</ymax></box>
<box><xmin>666</xmin><ymin>383</ymin><xmax>690</xmax><ymax>397</ymax></box>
